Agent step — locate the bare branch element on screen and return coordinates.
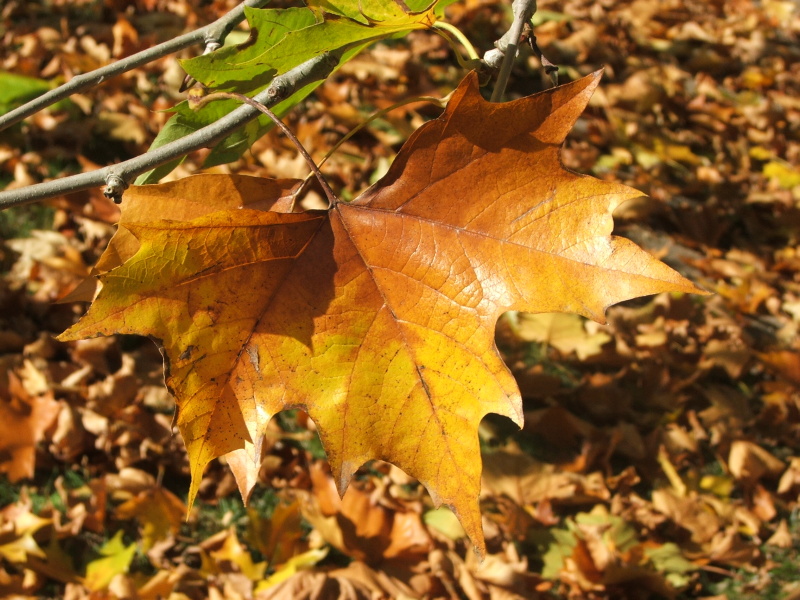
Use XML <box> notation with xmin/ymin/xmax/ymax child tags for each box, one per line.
<box><xmin>487</xmin><ymin>0</ymin><xmax>537</xmax><ymax>102</ymax></box>
<box><xmin>0</xmin><ymin>0</ymin><xmax>269</xmax><ymax>132</ymax></box>
<box><xmin>0</xmin><ymin>52</ymin><xmax>342</xmax><ymax>210</ymax></box>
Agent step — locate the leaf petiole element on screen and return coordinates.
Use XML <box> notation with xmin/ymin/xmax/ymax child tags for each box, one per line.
<box><xmin>290</xmin><ymin>94</ymin><xmax>451</xmax><ymax>205</ymax></box>
<box><xmin>319</xmin><ymin>95</ymin><xmax>450</xmax><ymax>170</ymax></box>
<box><xmin>192</xmin><ymin>91</ymin><xmax>339</xmax><ymax>209</ymax></box>
<box><xmin>433</xmin><ymin>22</ymin><xmax>481</xmax><ymax>63</ymax></box>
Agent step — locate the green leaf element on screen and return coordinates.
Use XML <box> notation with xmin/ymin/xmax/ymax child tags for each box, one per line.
<box><xmin>575</xmin><ymin>509</ymin><xmax>638</xmax><ymax>553</ymax></box>
<box><xmin>540</xmin><ymin>528</ymin><xmax>577</xmax><ymax>579</ymax></box>
<box><xmin>136</xmin><ymin>43</ymin><xmax>369</xmax><ymax>184</ymax></box>
<box><xmin>135</xmin><ymin>98</ymin><xmax>256</xmax><ymax>185</ymax></box>
<box><xmin>309</xmin><ymin>0</ymin><xmax>436</xmax><ymax>24</ymax></box>
<box><xmin>182</xmin><ymin>3</ymin><xmax>438</xmax><ymax>93</ymax></box>
<box><xmin>0</xmin><ymin>72</ymin><xmax>53</xmax><ymax>115</ymax></box>
<box><xmin>139</xmin><ymin>0</ymin><xmax>439</xmax><ymax>183</ymax></box>
<box><xmin>83</xmin><ymin>531</ymin><xmax>137</xmax><ymax>591</ymax></box>
<box><xmin>423</xmin><ymin>507</ymin><xmax>466</xmax><ymax>540</ymax></box>
<box><xmin>645</xmin><ymin>542</ymin><xmax>695</xmax><ymax>588</ymax></box>
<box><xmin>645</xmin><ymin>543</ymin><xmax>695</xmax><ymax>575</ymax></box>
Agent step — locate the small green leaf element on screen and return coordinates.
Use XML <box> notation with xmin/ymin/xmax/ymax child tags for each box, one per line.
<box><xmin>645</xmin><ymin>542</ymin><xmax>695</xmax><ymax>575</ymax></box>
<box><xmin>423</xmin><ymin>507</ymin><xmax>466</xmax><ymax>540</ymax></box>
<box><xmin>84</xmin><ymin>531</ymin><xmax>137</xmax><ymax>591</ymax></box>
<box><xmin>540</xmin><ymin>528</ymin><xmax>577</xmax><ymax>579</ymax></box>
<box><xmin>135</xmin><ymin>59</ymin><xmax>367</xmax><ymax>184</ymax></box>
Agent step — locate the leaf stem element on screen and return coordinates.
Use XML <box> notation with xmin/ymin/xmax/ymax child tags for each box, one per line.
<box><xmin>319</xmin><ymin>95</ymin><xmax>449</xmax><ymax>170</ymax></box>
<box><xmin>433</xmin><ymin>22</ymin><xmax>481</xmax><ymax>61</ymax></box>
<box><xmin>526</xmin><ymin>28</ymin><xmax>559</xmax><ymax>86</ymax></box>
<box><xmin>0</xmin><ymin>0</ymin><xmax>269</xmax><ymax>132</ymax></box>
<box><xmin>291</xmin><ymin>95</ymin><xmax>450</xmax><ymax>206</ymax></box>
<box><xmin>488</xmin><ymin>0</ymin><xmax>538</xmax><ymax>102</ymax></box>
<box><xmin>197</xmin><ymin>92</ymin><xmax>339</xmax><ymax>208</ymax></box>
<box><xmin>0</xmin><ymin>51</ymin><xmax>342</xmax><ymax>209</ymax></box>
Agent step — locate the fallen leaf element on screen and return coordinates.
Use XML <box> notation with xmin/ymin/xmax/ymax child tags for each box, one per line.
<box><xmin>114</xmin><ymin>487</ymin><xmax>187</xmax><ymax>551</ymax></box>
<box><xmin>651</xmin><ymin>489</ymin><xmax>722</xmax><ymax>546</ymax></box>
<box><xmin>83</xmin><ymin>530</ymin><xmax>137</xmax><ymax>592</ymax></box>
<box><xmin>0</xmin><ymin>533</ymin><xmax>46</xmax><ymax>563</ymax></box>
<box><xmin>303</xmin><ymin>463</ymin><xmax>431</xmax><ymax>563</ymax></box>
<box><xmin>0</xmin><ymin>373</ymin><xmax>60</xmax><ymax>482</ymax></box>
<box><xmin>758</xmin><ymin>351</ymin><xmax>800</xmax><ymax>387</ymax></box>
<box><xmin>209</xmin><ymin>528</ymin><xmax>266</xmax><ymax>581</ymax></box>
<box><xmin>255</xmin><ymin>548</ymin><xmax>328</xmax><ymax>591</ymax></box>
<box><xmin>513</xmin><ymin>312</ymin><xmax>612</xmax><ymax>359</ymax></box>
<box><xmin>728</xmin><ymin>440</ymin><xmax>785</xmax><ymax>484</ymax></box>
<box><xmin>246</xmin><ymin>496</ymin><xmax>304</xmax><ymax>566</ymax></box>
<box><xmin>60</xmin><ymin>71</ymin><xmax>704</xmax><ymax>553</ymax></box>
<box><xmin>765</xmin><ymin>519</ymin><xmax>793</xmax><ymax>548</ymax></box>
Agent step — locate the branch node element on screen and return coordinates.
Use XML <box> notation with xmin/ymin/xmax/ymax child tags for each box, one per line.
<box><xmin>104</xmin><ymin>174</ymin><xmax>129</xmax><ymax>204</ymax></box>
<box><xmin>267</xmin><ymin>81</ymin><xmax>289</xmax><ymax>103</ymax></box>
<box><xmin>488</xmin><ymin>0</ymin><xmax>537</xmax><ymax>102</ymax></box>
<box><xmin>525</xmin><ymin>27</ymin><xmax>558</xmax><ymax>86</ymax></box>
<box><xmin>203</xmin><ymin>40</ymin><xmax>222</xmax><ymax>54</ymax></box>
<box><xmin>483</xmin><ymin>48</ymin><xmax>505</xmax><ymax>70</ymax></box>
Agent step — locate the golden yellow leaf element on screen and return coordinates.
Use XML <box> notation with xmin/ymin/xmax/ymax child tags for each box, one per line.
<box><xmin>114</xmin><ymin>487</ymin><xmax>187</xmax><ymax>551</ymax></box>
<box><xmin>60</xmin><ymin>71</ymin><xmax>704</xmax><ymax>554</ymax></box>
<box><xmin>83</xmin><ymin>530</ymin><xmax>137</xmax><ymax>592</ymax></box>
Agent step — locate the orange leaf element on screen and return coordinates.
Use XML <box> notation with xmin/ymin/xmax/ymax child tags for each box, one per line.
<box><xmin>0</xmin><ymin>373</ymin><xmax>60</xmax><ymax>482</ymax></box>
<box><xmin>59</xmin><ymin>71</ymin><xmax>704</xmax><ymax>554</ymax></box>
<box><xmin>114</xmin><ymin>487</ymin><xmax>187</xmax><ymax>551</ymax></box>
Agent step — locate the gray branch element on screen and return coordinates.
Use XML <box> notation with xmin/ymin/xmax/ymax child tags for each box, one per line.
<box><xmin>0</xmin><ymin>52</ymin><xmax>341</xmax><ymax>210</ymax></box>
<box><xmin>0</xmin><ymin>0</ymin><xmax>268</xmax><ymax>131</ymax></box>
<box><xmin>486</xmin><ymin>0</ymin><xmax>537</xmax><ymax>102</ymax></box>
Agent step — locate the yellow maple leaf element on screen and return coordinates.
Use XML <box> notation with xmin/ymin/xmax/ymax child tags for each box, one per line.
<box><xmin>83</xmin><ymin>530</ymin><xmax>137</xmax><ymax>591</ymax></box>
<box><xmin>60</xmin><ymin>71</ymin><xmax>704</xmax><ymax>554</ymax></box>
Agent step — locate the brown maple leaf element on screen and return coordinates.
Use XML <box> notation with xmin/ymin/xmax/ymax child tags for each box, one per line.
<box><xmin>59</xmin><ymin>71</ymin><xmax>704</xmax><ymax>553</ymax></box>
<box><xmin>0</xmin><ymin>372</ymin><xmax>60</xmax><ymax>482</ymax></box>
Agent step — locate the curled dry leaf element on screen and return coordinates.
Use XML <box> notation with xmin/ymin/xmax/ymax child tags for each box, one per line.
<box><xmin>728</xmin><ymin>440</ymin><xmax>785</xmax><ymax>485</ymax></box>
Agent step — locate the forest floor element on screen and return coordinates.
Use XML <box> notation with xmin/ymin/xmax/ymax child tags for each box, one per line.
<box><xmin>1</xmin><ymin>0</ymin><xmax>800</xmax><ymax>598</ymax></box>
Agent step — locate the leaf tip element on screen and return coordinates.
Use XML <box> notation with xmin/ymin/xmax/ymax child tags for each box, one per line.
<box><xmin>448</xmin><ymin>501</ymin><xmax>486</xmax><ymax>559</ymax></box>
<box><xmin>335</xmin><ymin>459</ymin><xmax>358</xmax><ymax>498</ymax></box>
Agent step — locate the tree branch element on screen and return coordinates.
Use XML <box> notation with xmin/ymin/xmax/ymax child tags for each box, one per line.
<box><xmin>0</xmin><ymin>0</ymin><xmax>269</xmax><ymax>132</ymax></box>
<box><xmin>486</xmin><ymin>0</ymin><xmax>537</xmax><ymax>102</ymax></box>
<box><xmin>0</xmin><ymin>52</ymin><xmax>342</xmax><ymax>209</ymax></box>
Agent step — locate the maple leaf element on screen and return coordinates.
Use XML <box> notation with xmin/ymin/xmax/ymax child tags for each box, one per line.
<box><xmin>83</xmin><ymin>530</ymin><xmax>137</xmax><ymax>591</ymax></box>
<box><xmin>0</xmin><ymin>372</ymin><xmax>60</xmax><ymax>482</ymax></box>
<box><xmin>59</xmin><ymin>71</ymin><xmax>704</xmax><ymax>554</ymax></box>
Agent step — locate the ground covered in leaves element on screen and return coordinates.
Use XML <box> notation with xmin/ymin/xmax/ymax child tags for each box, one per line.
<box><xmin>1</xmin><ymin>0</ymin><xmax>800</xmax><ymax>598</ymax></box>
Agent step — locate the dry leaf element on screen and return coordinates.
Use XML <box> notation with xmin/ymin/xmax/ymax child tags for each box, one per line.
<box><xmin>60</xmin><ymin>71</ymin><xmax>703</xmax><ymax>553</ymax></box>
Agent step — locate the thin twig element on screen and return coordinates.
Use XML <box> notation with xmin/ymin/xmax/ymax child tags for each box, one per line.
<box><xmin>197</xmin><ymin>92</ymin><xmax>339</xmax><ymax>208</ymax></box>
<box><xmin>0</xmin><ymin>52</ymin><xmax>342</xmax><ymax>209</ymax></box>
<box><xmin>0</xmin><ymin>0</ymin><xmax>269</xmax><ymax>132</ymax></box>
<box><xmin>290</xmin><ymin>94</ymin><xmax>450</xmax><ymax>207</ymax></box>
<box><xmin>487</xmin><ymin>0</ymin><xmax>538</xmax><ymax>102</ymax></box>
<box><xmin>700</xmin><ymin>565</ymin><xmax>737</xmax><ymax>578</ymax></box>
<box><xmin>525</xmin><ymin>27</ymin><xmax>559</xmax><ymax>86</ymax></box>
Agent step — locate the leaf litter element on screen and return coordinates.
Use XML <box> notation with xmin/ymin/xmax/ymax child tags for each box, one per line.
<box><xmin>1</xmin><ymin>0</ymin><xmax>799</xmax><ymax>598</ymax></box>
